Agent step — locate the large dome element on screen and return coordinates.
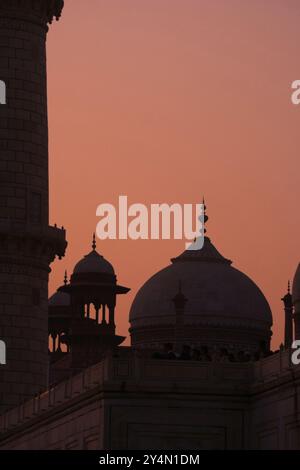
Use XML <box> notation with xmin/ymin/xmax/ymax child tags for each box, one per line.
<box><xmin>129</xmin><ymin>237</ymin><xmax>272</xmax><ymax>353</ymax></box>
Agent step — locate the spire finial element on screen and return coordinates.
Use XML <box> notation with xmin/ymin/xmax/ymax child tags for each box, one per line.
<box><xmin>64</xmin><ymin>270</ymin><xmax>68</xmax><ymax>286</ymax></box>
<box><xmin>202</xmin><ymin>197</ymin><xmax>208</xmax><ymax>235</ymax></box>
<box><xmin>281</xmin><ymin>280</ymin><xmax>292</xmax><ymax>303</ymax></box>
<box><xmin>92</xmin><ymin>233</ymin><xmax>96</xmax><ymax>251</ymax></box>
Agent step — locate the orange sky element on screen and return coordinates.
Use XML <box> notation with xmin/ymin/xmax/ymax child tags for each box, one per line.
<box><xmin>47</xmin><ymin>0</ymin><xmax>300</xmax><ymax>349</ymax></box>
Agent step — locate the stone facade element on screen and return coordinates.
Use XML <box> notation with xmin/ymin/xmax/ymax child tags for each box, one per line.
<box><xmin>0</xmin><ymin>347</ymin><xmax>299</xmax><ymax>450</ymax></box>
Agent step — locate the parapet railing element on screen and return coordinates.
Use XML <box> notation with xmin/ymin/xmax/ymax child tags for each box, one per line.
<box><xmin>253</xmin><ymin>347</ymin><xmax>297</xmax><ymax>383</ymax></box>
<box><xmin>0</xmin><ymin>361</ymin><xmax>106</xmax><ymax>435</ymax></box>
<box><xmin>1</xmin><ymin>347</ymin><xmax>296</xmax><ymax>435</ymax></box>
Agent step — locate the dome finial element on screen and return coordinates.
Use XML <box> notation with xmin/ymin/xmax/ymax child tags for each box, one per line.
<box><xmin>64</xmin><ymin>270</ymin><xmax>68</xmax><ymax>286</ymax></box>
<box><xmin>92</xmin><ymin>233</ymin><xmax>97</xmax><ymax>251</ymax></box>
<box><xmin>288</xmin><ymin>280</ymin><xmax>291</xmax><ymax>294</ymax></box>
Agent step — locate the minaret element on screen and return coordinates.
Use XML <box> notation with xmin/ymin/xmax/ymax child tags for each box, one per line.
<box><xmin>281</xmin><ymin>281</ymin><xmax>293</xmax><ymax>348</ymax></box>
<box><xmin>0</xmin><ymin>1</ymin><xmax>66</xmax><ymax>413</ymax></box>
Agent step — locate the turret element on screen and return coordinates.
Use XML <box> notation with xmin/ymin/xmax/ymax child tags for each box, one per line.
<box><xmin>281</xmin><ymin>281</ymin><xmax>293</xmax><ymax>348</ymax></box>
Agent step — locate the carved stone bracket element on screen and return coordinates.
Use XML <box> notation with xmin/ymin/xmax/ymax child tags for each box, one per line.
<box><xmin>0</xmin><ymin>223</ymin><xmax>67</xmax><ymax>268</ymax></box>
<box><xmin>0</xmin><ymin>0</ymin><xmax>64</xmax><ymax>25</ymax></box>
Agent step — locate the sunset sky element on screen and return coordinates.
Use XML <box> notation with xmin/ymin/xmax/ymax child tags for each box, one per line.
<box><xmin>47</xmin><ymin>0</ymin><xmax>300</xmax><ymax>348</ymax></box>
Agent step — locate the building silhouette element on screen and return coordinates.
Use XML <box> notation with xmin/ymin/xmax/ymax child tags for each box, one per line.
<box><xmin>0</xmin><ymin>1</ymin><xmax>300</xmax><ymax>450</ymax></box>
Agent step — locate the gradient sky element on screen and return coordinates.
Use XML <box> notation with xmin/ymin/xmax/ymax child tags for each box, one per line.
<box><xmin>47</xmin><ymin>0</ymin><xmax>300</xmax><ymax>348</ymax></box>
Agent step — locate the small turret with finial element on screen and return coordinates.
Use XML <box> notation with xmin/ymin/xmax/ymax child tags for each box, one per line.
<box><xmin>281</xmin><ymin>280</ymin><xmax>293</xmax><ymax>348</ymax></box>
<box><xmin>202</xmin><ymin>197</ymin><xmax>208</xmax><ymax>236</ymax></box>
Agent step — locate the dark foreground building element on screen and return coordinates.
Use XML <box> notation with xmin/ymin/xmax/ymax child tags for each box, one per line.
<box><xmin>0</xmin><ymin>1</ymin><xmax>300</xmax><ymax>450</ymax></box>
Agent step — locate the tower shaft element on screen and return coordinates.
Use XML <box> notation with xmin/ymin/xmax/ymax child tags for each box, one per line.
<box><xmin>0</xmin><ymin>0</ymin><xmax>66</xmax><ymax>413</ymax></box>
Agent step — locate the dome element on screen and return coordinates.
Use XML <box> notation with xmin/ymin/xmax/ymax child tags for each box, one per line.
<box><xmin>129</xmin><ymin>237</ymin><xmax>272</xmax><ymax>352</ymax></box>
<box><xmin>292</xmin><ymin>263</ymin><xmax>300</xmax><ymax>305</ymax></box>
<box><xmin>73</xmin><ymin>250</ymin><xmax>115</xmax><ymax>276</ymax></box>
<box><xmin>49</xmin><ymin>290</ymin><xmax>70</xmax><ymax>307</ymax></box>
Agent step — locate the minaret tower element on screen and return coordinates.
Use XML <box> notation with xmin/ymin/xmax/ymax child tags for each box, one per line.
<box><xmin>0</xmin><ymin>1</ymin><xmax>66</xmax><ymax>413</ymax></box>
